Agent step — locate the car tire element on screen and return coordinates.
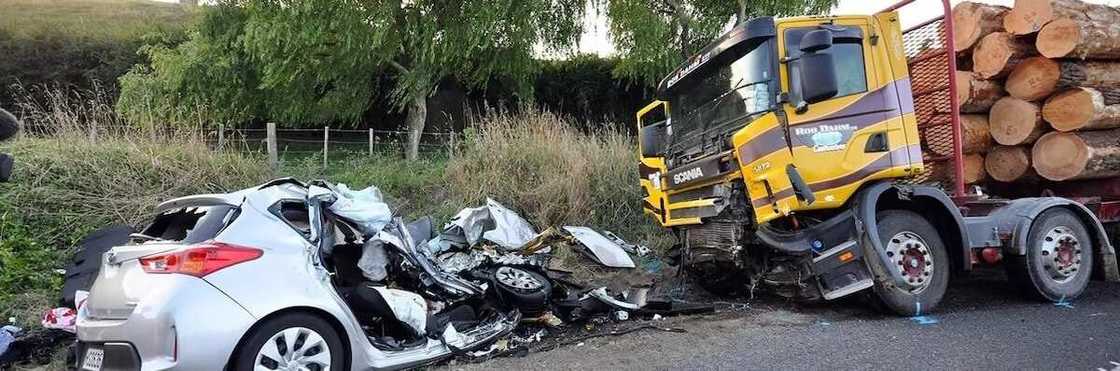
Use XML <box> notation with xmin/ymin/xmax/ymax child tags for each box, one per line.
<box><xmin>491</xmin><ymin>266</ymin><xmax>552</xmax><ymax>316</ymax></box>
<box><xmin>232</xmin><ymin>312</ymin><xmax>345</xmax><ymax>371</ymax></box>
<box><xmin>1006</xmin><ymin>208</ymin><xmax>1094</xmax><ymax>302</ymax></box>
<box><xmin>870</xmin><ymin>210</ymin><xmax>950</xmax><ymax>316</ymax></box>
<box><xmin>0</xmin><ymin>154</ymin><xmax>12</xmax><ymax>183</ymax></box>
<box><xmin>0</xmin><ymin>109</ymin><xmax>18</xmax><ymax>142</ymax></box>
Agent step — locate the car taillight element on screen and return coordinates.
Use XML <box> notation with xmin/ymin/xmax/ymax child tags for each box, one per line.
<box><xmin>139</xmin><ymin>242</ymin><xmax>262</xmax><ymax>277</ymax></box>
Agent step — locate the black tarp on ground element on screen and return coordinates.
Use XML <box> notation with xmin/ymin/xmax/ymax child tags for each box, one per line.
<box><xmin>61</xmin><ymin>225</ymin><xmax>133</xmax><ymax>308</ymax></box>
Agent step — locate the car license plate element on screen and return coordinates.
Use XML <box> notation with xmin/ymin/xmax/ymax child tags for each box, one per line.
<box><xmin>81</xmin><ymin>348</ymin><xmax>104</xmax><ymax>371</ymax></box>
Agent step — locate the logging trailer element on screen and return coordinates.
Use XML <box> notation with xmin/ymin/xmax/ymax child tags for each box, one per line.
<box><xmin>635</xmin><ymin>0</ymin><xmax>1120</xmax><ymax>315</ymax></box>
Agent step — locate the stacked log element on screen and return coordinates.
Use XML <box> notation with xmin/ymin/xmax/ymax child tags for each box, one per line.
<box><xmin>956</xmin><ymin>71</ymin><xmax>1005</xmax><ymax>113</ymax></box>
<box><xmin>972</xmin><ymin>32</ymin><xmax>1035</xmax><ymax>79</ymax></box>
<box><xmin>1042</xmin><ymin>87</ymin><xmax>1120</xmax><ymax>131</ymax></box>
<box><xmin>986</xmin><ymin>145</ymin><xmax>1036</xmax><ymax>182</ymax></box>
<box><xmin>953</xmin><ymin>3</ymin><xmax>1011</xmax><ymax>53</ymax></box>
<box><xmin>989</xmin><ymin>97</ymin><xmax>1045</xmax><ymax>146</ymax></box>
<box><xmin>1032</xmin><ymin>130</ymin><xmax>1120</xmax><ymax>181</ymax></box>
<box><xmin>947</xmin><ymin>0</ymin><xmax>1120</xmax><ymax>188</ymax></box>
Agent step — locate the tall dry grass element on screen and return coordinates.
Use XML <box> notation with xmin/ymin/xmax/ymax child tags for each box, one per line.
<box><xmin>1</xmin><ymin>84</ymin><xmax>271</xmax><ymax>243</ymax></box>
<box><xmin>446</xmin><ymin>110</ymin><xmax>668</xmax><ymax>246</ymax></box>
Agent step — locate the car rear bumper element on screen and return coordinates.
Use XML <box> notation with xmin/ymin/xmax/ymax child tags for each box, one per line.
<box><xmin>77</xmin><ymin>275</ymin><xmax>256</xmax><ymax>370</ymax></box>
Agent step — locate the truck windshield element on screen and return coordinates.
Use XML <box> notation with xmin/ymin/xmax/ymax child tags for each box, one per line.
<box><xmin>666</xmin><ymin>39</ymin><xmax>775</xmax><ymax>152</ymax></box>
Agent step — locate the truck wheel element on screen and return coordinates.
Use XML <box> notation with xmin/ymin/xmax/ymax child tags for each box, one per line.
<box><xmin>871</xmin><ymin>210</ymin><xmax>950</xmax><ymax>316</ymax></box>
<box><xmin>1006</xmin><ymin>208</ymin><xmax>1094</xmax><ymax>302</ymax></box>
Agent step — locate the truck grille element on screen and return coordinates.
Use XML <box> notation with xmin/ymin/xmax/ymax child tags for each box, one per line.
<box><xmin>685</xmin><ymin>220</ymin><xmax>744</xmax><ymax>251</ymax></box>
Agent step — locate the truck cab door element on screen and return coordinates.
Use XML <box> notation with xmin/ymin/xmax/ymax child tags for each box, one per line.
<box><xmin>637</xmin><ymin>101</ymin><xmax>670</xmax><ymax>225</ymax></box>
<box><xmin>778</xmin><ymin>19</ymin><xmax>918</xmax><ymax>211</ymax></box>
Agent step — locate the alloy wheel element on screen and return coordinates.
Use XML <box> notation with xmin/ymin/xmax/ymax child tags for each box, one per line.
<box><xmin>255</xmin><ymin>327</ymin><xmax>332</xmax><ymax>371</ymax></box>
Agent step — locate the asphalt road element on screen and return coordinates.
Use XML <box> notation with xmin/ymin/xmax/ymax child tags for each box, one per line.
<box><xmin>456</xmin><ymin>270</ymin><xmax>1120</xmax><ymax>370</ymax></box>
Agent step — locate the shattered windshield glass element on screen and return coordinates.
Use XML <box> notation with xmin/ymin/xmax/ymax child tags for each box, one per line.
<box><xmin>667</xmin><ymin>39</ymin><xmax>775</xmax><ymax>152</ymax></box>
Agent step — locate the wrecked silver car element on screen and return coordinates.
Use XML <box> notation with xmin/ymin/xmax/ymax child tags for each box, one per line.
<box><xmin>75</xmin><ymin>179</ymin><xmax>556</xmax><ymax>370</ymax></box>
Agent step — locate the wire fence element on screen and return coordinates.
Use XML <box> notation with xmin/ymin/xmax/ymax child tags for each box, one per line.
<box><xmin>66</xmin><ymin>123</ymin><xmax>462</xmax><ymax>168</ymax></box>
<box><xmin>203</xmin><ymin>124</ymin><xmax>462</xmax><ymax>168</ymax></box>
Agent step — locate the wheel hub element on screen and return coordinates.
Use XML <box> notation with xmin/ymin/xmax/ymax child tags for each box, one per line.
<box><xmin>496</xmin><ymin>266</ymin><xmax>543</xmax><ymax>290</ymax></box>
<box><xmin>257</xmin><ymin>327</ymin><xmax>331</xmax><ymax>371</ymax></box>
<box><xmin>886</xmin><ymin>231</ymin><xmax>934</xmax><ymax>293</ymax></box>
<box><xmin>1040</xmin><ymin>226</ymin><xmax>1082</xmax><ymax>283</ymax></box>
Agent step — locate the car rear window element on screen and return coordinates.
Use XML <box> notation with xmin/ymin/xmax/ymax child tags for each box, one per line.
<box><xmin>140</xmin><ymin>205</ymin><xmax>238</xmax><ymax>244</ymax></box>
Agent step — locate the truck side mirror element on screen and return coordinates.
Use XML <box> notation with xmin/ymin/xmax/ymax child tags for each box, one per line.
<box><xmin>640</xmin><ymin>120</ymin><xmax>667</xmax><ymax>157</ymax></box>
<box><xmin>798</xmin><ymin>30</ymin><xmax>838</xmax><ymax>104</ymax></box>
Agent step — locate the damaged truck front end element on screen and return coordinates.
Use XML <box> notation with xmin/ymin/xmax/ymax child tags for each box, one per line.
<box><xmin>637</xmin><ymin>16</ymin><xmax>883</xmax><ymax>302</ymax></box>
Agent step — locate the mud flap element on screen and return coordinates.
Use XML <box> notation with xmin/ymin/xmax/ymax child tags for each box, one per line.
<box><xmin>756</xmin><ymin>210</ymin><xmax>875</xmax><ymax>300</ymax></box>
<box><xmin>812</xmin><ymin>240</ymin><xmax>875</xmax><ymax>300</ymax></box>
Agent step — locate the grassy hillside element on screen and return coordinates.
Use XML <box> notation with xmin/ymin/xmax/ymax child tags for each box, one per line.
<box><xmin>0</xmin><ymin>0</ymin><xmax>198</xmax><ymax>107</ymax></box>
<box><xmin>0</xmin><ymin>0</ymin><xmax>196</xmax><ymax>41</ymax></box>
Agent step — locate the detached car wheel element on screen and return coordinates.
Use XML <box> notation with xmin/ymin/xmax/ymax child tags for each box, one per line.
<box><xmin>233</xmin><ymin>312</ymin><xmax>344</xmax><ymax>371</ymax></box>
<box><xmin>1007</xmin><ymin>208</ymin><xmax>1094</xmax><ymax>301</ymax></box>
<box><xmin>492</xmin><ymin>266</ymin><xmax>551</xmax><ymax>315</ymax></box>
<box><xmin>871</xmin><ymin>210</ymin><xmax>950</xmax><ymax>316</ymax></box>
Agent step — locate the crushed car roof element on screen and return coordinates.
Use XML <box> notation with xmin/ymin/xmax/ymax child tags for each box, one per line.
<box><xmin>154</xmin><ymin>178</ymin><xmax>309</xmax><ymax>213</ymax></box>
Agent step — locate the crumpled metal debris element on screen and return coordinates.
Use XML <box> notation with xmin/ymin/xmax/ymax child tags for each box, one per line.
<box><xmin>603</xmin><ymin>230</ymin><xmax>651</xmax><ymax>257</ymax></box>
<box><xmin>328</xmin><ymin>184</ymin><xmax>392</xmax><ymax>236</ymax></box>
<box><xmin>563</xmin><ymin>227</ymin><xmax>636</xmax><ymax>268</ymax></box>
<box><xmin>586</xmin><ymin>287</ymin><xmax>641</xmax><ymax>310</ymax></box>
<box><xmin>448</xmin><ymin>198</ymin><xmax>538</xmax><ymax>251</ymax></box>
<box><xmin>436</xmin><ymin>251</ymin><xmax>486</xmax><ymax>274</ymax></box>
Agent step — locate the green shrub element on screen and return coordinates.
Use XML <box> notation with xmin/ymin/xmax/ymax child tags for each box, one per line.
<box><xmin>446</xmin><ymin>110</ymin><xmax>670</xmax><ymax>248</ymax></box>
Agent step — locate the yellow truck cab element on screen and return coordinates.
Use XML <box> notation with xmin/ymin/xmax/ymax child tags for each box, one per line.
<box><xmin>637</xmin><ymin>1</ymin><xmax>1119</xmax><ymax>315</ymax></box>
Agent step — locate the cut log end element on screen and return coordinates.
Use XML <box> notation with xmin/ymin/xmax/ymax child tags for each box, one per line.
<box><xmin>985</xmin><ymin>146</ymin><xmax>1033</xmax><ymax>182</ymax></box>
<box><xmin>953</xmin><ymin>2</ymin><xmax>1010</xmax><ymax>52</ymax></box>
<box><xmin>1043</xmin><ymin>88</ymin><xmax>1097</xmax><ymax>131</ymax></box>
<box><xmin>961</xmin><ymin>114</ymin><xmax>993</xmax><ymax>154</ymax></box>
<box><xmin>1003</xmin><ymin>0</ymin><xmax>1055</xmax><ymax>35</ymax></box>
<box><xmin>957</xmin><ymin>70</ymin><xmax>1006</xmax><ymax>113</ymax></box>
<box><xmin>990</xmin><ymin>97</ymin><xmax>1044</xmax><ymax>146</ymax></box>
<box><xmin>955</xmin><ymin>71</ymin><xmax>973</xmax><ymax>105</ymax></box>
<box><xmin>1032</xmin><ymin>131</ymin><xmax>1090</xmax><ymax>181</ymax></box>
<box><xmin>1005</xmin><ymin>57</ymin><xmax>1060</xmax><ymax>101</ymax></box>
<box><xmin>1036</xmin><ymin>18</ymin><xmax>1081</xmax><ymax>58</ymax></box>
<box><xmin>963</xmin><ymin>153</ymin><xmax>987</xmax><ymax>184</ymax></box>
<box><xmin>972</xmin><ymin>32</ymin><xmax>1032</xmax><ymax>79</ymax></box>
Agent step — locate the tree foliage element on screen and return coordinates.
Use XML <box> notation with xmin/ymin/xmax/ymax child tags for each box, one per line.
<box><xmin>600</xmin><ymin>0</ymin><xmax>837</xmax><ymax>86</ymax></box>
<box><xmin>117</xmin><ymin>0</ymin><xmax>585</xmax><ymax>136</ymax></box>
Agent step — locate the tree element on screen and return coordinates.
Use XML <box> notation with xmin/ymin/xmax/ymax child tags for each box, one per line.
<box><xmin>599</xmin><ymin>0</ymin><xmax>837</xmax><ymax>86</ymax></box>
<box><xmin>119</xmin><ymin>0</ymin><xmax>585</xmax><ymax>160</ymax></box>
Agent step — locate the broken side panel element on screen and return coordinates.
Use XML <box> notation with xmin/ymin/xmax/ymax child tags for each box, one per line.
<box><xmin>730</xmin><ymin>111</ymin><xmax>799</xmax><ymax>224</ymax></box>
<box><xmin>637</xmin><ymin>101</ymin><xmax>671</xmax><ymax>226</ymax></box>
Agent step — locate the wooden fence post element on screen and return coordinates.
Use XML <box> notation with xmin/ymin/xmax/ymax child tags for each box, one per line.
<box><xmin>88</xmin><ymin>125</ymin><xmax>96</xmax><ymax>143</ymax></box>
<box><xmin>368</xmin><ymin>128</ymin><xmax>374</xmax><ymax>157</ymax></box>
<box><xmin>266</xmin><ymin>122</ymin><xmax>278</xmax><ymax>169</ymax></box>
<box><xmin>217</xmin><ymin>122</ymin><xmax>225</xmax><ymax>149</ymax></box>
<box><xmin>447</xmin><ymin>130</ymin><xmax>456</xmax><ymax>157</ymax></box>
<box><xmin>323</xmin><ymin>126</ymin><xmax>330</xmax><ymax>169</ymax></box>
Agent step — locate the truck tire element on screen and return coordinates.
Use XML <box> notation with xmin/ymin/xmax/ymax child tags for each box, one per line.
<box><xmin>1006</xmin><ymin>208</ymin><xmax>1094</xmax><ymax>302</ymax></box>
<box><xmin>871</xmin><ymin>210</ymin><xmax>950</xmax><ymax>316</ymax></box>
